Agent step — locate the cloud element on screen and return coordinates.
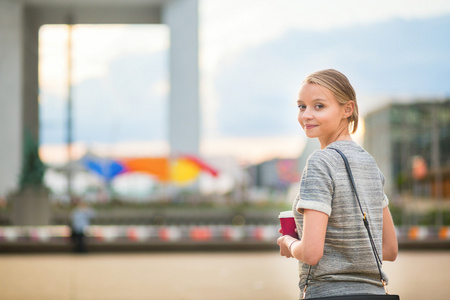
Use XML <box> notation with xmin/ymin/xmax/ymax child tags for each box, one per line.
<box><xmin>212</xmin><ymin>15</ymin><xmax>450</xmax><ymax>138</ymax></box>
<box><xmin>201</xmin><ymin>0</ymin><xmax>450</xmax><ymax>73</ymax></box>
<box><xmin>39</xmin><ymin>24</ymin><xmax>169</xmax><ymax>94</ymax></box>
<box><xmin>40</xmin><ymin>51</ymin><xmax>168</xmax><ymax>145</ymax></box>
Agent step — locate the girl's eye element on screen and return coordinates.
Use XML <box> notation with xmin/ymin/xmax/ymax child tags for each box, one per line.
<box><xmin>298</xmin><ymin>104</ymin><xmax>306</xmax><ymax>110</ymax></box>
<box><xmin>315</xmin><ymin>104</ymin><xmax>324</xmax><ymax>109</ymax></box>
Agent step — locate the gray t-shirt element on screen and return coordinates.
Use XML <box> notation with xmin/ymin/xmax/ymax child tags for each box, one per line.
<box><xmin>293</xmin><ymin>140</ymin><xmax>389</xmax><ymax>298</ymax></box>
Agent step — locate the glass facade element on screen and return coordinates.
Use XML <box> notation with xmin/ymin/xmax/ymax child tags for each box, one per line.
<box><xmin>364</xmin><ymin>100</ymin><xmax>450</xmax><ymax>199</ymax></box>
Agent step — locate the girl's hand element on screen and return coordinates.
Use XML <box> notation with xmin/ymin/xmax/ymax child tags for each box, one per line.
<box><xmin>277</xmin><ymin>235</ymin><xmax>297</xmax><ymax>258</ymax></box>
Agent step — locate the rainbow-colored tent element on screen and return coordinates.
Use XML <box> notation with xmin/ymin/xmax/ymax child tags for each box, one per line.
<box><xmin>81</xmin><ymin>154</ymin><xmax>219</xmax><ymax>186</ymax></box>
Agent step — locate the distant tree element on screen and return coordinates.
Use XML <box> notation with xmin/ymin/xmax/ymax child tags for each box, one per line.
<box><xmin>19</xmin><ymin>129</ymin><xmax>46</xmax><ymax>190</ymax></box>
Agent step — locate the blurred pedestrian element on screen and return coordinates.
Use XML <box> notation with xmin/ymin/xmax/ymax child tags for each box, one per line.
<box><xmin>277</xmin><ymin>69</ymin><xmax>398</xmax><ymax>299</ymax></box>
<box><xmin>71</xmin><ymin>200</ymin><xmax>95</xmax><ymax>253</ymax></box>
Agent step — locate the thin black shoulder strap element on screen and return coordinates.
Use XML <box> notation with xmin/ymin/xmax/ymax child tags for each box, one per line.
<box><xmin>330</xmin><ymin>148</ymin><xmax>365</xmax><ymax>216</ymax></box>
<box><xmin>329</xmin><ymin>147</ymin><xmax>386</xmax><ymax>287</ymax></box>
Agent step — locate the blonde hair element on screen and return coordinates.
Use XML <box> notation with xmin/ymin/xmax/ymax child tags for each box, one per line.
<box><xmin>303</xmin><ymin>69</ymin><xmax>359</xmax><ymax>134</ymax></box>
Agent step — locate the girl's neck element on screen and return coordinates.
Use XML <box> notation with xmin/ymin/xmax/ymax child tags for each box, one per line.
<box><xmin>319</xmin><ymin>128</ymin><xmax>353</xmax><ymax>149</ymax></box>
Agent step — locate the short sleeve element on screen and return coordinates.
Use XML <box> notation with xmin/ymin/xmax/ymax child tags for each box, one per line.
<box><xmin>382</xmin><ymin>194</ymin><xmax>389</xmax><ymax>208</ymax></box>
<box><xmin>296</xmin><ymin>151</ymin><xmax>335</xmax><ymax>216</ymax></box>
<box><xmin>379</xmin><ymin>169</ymin><xmax>389</xmax><ymax>208</ymax></box>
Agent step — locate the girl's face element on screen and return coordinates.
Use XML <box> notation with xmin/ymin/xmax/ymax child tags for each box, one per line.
<box><xmin>297</xmin><ymin>83</ymin><xmax>351</xmax><ymax>146</ymax></box>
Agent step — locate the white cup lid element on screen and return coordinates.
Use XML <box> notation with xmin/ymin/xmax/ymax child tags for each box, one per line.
<box><xmin>278</xmin><ymin>210</ymin><xmax>294</xmax><ymax>218</ymax></box>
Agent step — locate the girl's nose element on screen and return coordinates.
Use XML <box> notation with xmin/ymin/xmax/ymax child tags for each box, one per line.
<box><xmin>302</xmin><ymin>108</ymin><xmax>313</xmax><ymax>119</ymax></box>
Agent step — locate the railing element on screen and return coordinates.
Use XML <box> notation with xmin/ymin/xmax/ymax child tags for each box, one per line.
<box><xmin>0</xmin><ymin>225</ymin><xmax>449</xmax><ymax>247</ymax></box>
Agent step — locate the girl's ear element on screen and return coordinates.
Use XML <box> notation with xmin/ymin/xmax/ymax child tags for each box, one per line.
<box><xmin>344</xmin><ymin>101</ymin><xmax>355</xmax><ymax>118</ymax></box>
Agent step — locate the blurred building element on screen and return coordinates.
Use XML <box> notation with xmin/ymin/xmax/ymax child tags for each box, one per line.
<box><xmin>0</xmin><ymin>0</ymin><xmax>200</xmax><ymax>197</ymax></box>
<box><xmin>247</xmin><ymin>159</ymin><xmax>300</xmax><ymax>191</ymax></box>
<box><xmin>364</xmin><ymin>99</ymin><xmax>450</xmax><ymax>199</ymax></box>
<box><xmin>247</xmin><ymin>139</ymin><xmax>321</xmax><ymax>192</ymax></box>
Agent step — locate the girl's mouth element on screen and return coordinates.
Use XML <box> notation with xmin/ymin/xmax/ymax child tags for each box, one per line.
<box><xmin>305</xmin><ymin>124</ymin><xmax>317</xmax><ymax>130</ymax></box>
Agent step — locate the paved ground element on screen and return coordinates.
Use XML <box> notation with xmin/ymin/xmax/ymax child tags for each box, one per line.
<box><xmin>0</xmin><ymin>250</ymin><xmax>448</xmax><ymax>300</ymax></box>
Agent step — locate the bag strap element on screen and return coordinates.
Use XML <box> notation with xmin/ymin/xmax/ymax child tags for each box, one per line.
<box><xmin>302</xmin><ymin>148</ymin><xmax>388</xmax><ymax>299</ymax></box>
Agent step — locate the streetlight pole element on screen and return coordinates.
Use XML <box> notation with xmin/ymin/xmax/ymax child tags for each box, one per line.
<box><xmin>431</xmin><ymin>103</ymin><xmax>443</xmax><ymax>227</ymax></box>
<box><xmin>67</xmin><ymin>17</ymin><xmax>74</xmax><ymax>201</ymax></box>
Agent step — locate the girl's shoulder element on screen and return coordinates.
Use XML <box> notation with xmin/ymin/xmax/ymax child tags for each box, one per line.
<box><xmin>306</xmin><ymin>140</ymin><xmax>376</xmax><ymax>173</ymax></box>
<box><xmin>324</xmin><ymin>140</ymin><xmax>374</xmax><ymax>163</ymax></box>
<box><xmin>306</xmin><ymin>148</ymin><xmax>341</xmax><ymax>174</ymax></box>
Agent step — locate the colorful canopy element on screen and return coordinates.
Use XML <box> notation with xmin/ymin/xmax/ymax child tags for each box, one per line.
<box><xmin>81</xmin><ymin>155</ymin><xmax>219</xmax><ymax>185</ymax></box>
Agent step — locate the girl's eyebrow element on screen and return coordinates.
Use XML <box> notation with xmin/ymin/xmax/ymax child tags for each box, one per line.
<box><xmin>297</xmin><ymin>98</ymin><xmax>328</xmax><ymax>104</ymax></box>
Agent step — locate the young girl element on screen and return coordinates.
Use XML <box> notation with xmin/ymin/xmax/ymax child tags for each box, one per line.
<box><xmin>277</xmin><ymin>69</ymin><xmax>398</xmax><ymax>299</ymax></box>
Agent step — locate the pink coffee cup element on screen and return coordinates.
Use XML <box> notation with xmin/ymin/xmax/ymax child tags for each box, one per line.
<box><xmin>279</xmin><ymin>210</ymin><xmax>298</xmax><ymax>239</ymax></box>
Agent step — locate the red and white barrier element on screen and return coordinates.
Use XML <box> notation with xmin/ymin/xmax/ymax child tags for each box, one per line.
<box><xmin>407</xmin><ymin>226</ymin><xmax>429</xmax><ymax>241</ymax></box>
<box><xmin>1</xmin><ymin>227</ymin><xmax>19</xmax><ymax>242</ymax></box>
<box><xmin>158</xmin><ymin>226</ymin><xmax>181</xmax><ymax>241</ymax></box>
<box><xmin>222</xmin><ymin>226</ymin><xmax>244</xmax><ymax>241</ymax></box>
<box><xmin>0</xmin><ymin>225</ymin><xmax>448</xmax><ymax>244</ymax></box>
<box><xmin>29</xmin><ymin>227</ymin><xmax>51</xmax><ymax>242</ymax></box>
<box><xmin>90</xmin><ymin>226</ymin><xmax>122</xmax><ymax>242</ymax></box>
<box><xmin>438</xmin><ymin>226</ymin><xmax>450</xmax><ymax>240</ymax></box>
<box><xmin>189</xmin><ymin>226</ymin><xmax>213</xmax><ymax>241</ymax></box>
<box><xmin>127</xmin><ymin>226</ymin><xmax>150</xmax><ymax>241</ymax></box>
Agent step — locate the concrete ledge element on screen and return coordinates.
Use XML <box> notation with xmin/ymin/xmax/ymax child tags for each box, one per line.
<box><xmin>398</xmin><ymin>239</ymin><xmax>450</xmax><ymax>250</ymax></box>
<box><xmin>1</xmin><ymin>239</ymin><xmax>449</xmax><ymax>254</ymax></box>
<box><xmin>0</xmin><ymin>240</ymin><xmax>279</xmax><ymax>254</ymax></box>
